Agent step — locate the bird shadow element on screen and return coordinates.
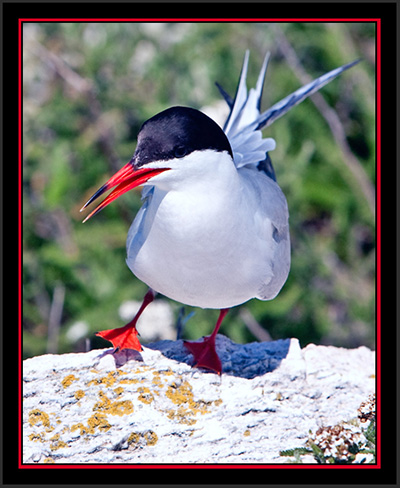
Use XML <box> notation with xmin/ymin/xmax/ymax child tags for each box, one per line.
<box><xmin>96</xmin><ymin>348</ymin><xmax>144</xmax><ymax>369</ymax></box>
<box><xmin>151</xmin><ymin>335</ymin><xmax>292</xmax><ymax>379</ymax></box>
<box><xmin>96</xmin><ymin>336</ymin><xmax>292</xmax><ymax>379</ymax></box>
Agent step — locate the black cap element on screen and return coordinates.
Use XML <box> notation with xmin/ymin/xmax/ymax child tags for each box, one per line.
<box><xmin>133</xmin><ymin>106</ymin><xmax>233</xmax><ymax>167</ymax></box>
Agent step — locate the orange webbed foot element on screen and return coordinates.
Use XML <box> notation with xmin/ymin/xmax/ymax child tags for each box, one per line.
<box><xmin>184</xmin><ymin>336</ymin><xmax>222</xmax><ymax>374</ymax></box>
<box><xmin>96</xmin><ymin>322</ymin><xmax>142</xmax><ymax>352</ymax></box>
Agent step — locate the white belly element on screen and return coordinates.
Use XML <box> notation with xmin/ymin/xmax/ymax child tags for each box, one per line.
<box><xmin>126</xmin><ymin>169</ymin><xmax>290</xmax><ymax>309</ymax></box>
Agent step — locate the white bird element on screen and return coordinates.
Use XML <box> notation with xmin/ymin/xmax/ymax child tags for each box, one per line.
<box><xmin>81</xmin><ymin>51</ymin><xmax>359</xmax><ymax>373</ymax></box>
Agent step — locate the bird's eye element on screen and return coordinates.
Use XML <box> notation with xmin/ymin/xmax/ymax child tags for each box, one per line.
<box><xmin>174</xmin><ymin>146</ymin><xmax>187</xmax><ymax>158</ymax></box>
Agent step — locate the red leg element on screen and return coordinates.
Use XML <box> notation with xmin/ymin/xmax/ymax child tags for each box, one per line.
<box><xmin>96</xmin><ymin>289</ymin><xmax>155</xmax><ymax>351</ymax></box>
<box><xmin>184</xmin><ymin>308</ymin><xmax>230</xmax><ymax>374</ymax></box>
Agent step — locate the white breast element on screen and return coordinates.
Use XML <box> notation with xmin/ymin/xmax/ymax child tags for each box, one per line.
<box><xmin>126</xmin><ymin>151</ymin><xmax>290</xmax><ymax>309</ymax></box>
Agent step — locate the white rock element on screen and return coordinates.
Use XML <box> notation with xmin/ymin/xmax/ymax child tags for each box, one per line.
<box><xmin>22</xmin><ymin>335</ymin><xmax>375</xmax><ymax>464</ymax></box>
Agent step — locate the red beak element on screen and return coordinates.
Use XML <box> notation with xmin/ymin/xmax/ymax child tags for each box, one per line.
<box><xmin>80</xmin><ymin>160</ymin><xmax>170</xmax><ymax>222</ymax></box>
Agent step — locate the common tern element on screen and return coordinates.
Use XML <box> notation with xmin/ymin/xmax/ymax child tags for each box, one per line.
<box><xmin>81</xmin><ymin>51</ymin><xmax>359</xmax><ymax>373</ymax></box>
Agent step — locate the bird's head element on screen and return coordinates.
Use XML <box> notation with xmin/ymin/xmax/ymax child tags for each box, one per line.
<box><xmin>81</xmin><ymin>106</ymin><xmax>233</xmax><ymax>222</ymax></box>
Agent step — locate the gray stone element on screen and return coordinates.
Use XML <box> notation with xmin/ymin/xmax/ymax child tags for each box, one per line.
<box><xmin>22</xmin><ymin>335</ymin><xmax>375</xmax><ymax>464</ymax></box>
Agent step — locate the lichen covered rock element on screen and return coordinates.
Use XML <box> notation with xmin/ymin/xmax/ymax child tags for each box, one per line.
<box><xmin>22</xmin><ymin>335</ymin><xmax>375</xmax><ymax>464</ymax></box>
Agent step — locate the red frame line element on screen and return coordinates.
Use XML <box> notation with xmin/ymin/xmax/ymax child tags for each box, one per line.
<box><xmin>374</xmin><ymin>17</ymin><xmax>381</xmax><ymax>470</ymax></box>
<box><xmin>18</xmin><ymin>17</ymin><xmax>381</xmax><ymax>470</ymax></box>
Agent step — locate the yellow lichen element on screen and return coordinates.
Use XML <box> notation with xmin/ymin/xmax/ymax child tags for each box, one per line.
<box><xmin>49</xmin><ymin>435</ymin><xmax>69</xmax><ymax>451</ymax></box>
<box><xmin>93</xmin><ymin>391</ymin><xmax>111</xmax><ymax>411</ymax></box>
<box><xmin>119</xmin><ymin>377</ymin><xmax>140</xmax><ymax>385</ymax></box>
<box><xmin>127</xmin><ymin>430</ymin><xmax>158</xmax><ymax>447</ymax></box>
<box><xmin>43</xmin><ymin>457</ymin><xmax>55</xmax><ymax>464</ymax></box>
<box><xmin>137</xmin><ymin>387</ymin><xmax>154</xmax><ymax>404</ymax></box>
<box><xmin>151</xmin><ymin>371</ymin><xmax>165</xmax><ymax>390</ymax></box>
<box><xmin>162</xmin><ymin>380</ymin><xmax>217</xmax><ymax>424</ymax></box>
<box><xmin>71</xmin><ymin>412</ymin><xmax>112</xmax><ymax>436</ymax></box>
<box><xmin>111</xmin><ymin>400</ymin><xmax>134</xmax><ymax>416</ymax></box>
<box><xmin>50</xmin><ymin>440</ymin><xmax>69</xmax><ymax>451</ymax></box>
<box><xmin>70</xmin><ymin>422</ymin><xmax>87</xmax><ymax>436</ymax></box>
<box><xmin>166</xmin><ymin>407</ymin><xmax>197</xmax><ymax>425</ymax></box>
<box><xmin>87</xmin><ymin>413</ymin><xmax>111</xmax><ymax>433</ymax></box>
<box><xmin>87</xmin><ymin>370</ymin><xmax>125</xmax><ymax>387</ymax></box>
<box><xmin>29</xmin><ymin>432</ymin><xmax>45</xmax><ymax>442</ymax></box>
<box><xmin>243</xmin><ymin>429</ymin><xmax>251</xmax><ymax>436</ymax></box>
<box><xmin>166</xmin><ymin>381</ymin><xmax>193</xmax><ymax>405</ymax></box>
<box><xmin>61</xmin><ymin>374</ymin><xmax>79</xmax><ymax>389</ymax></box>
<box><xmin>166</xmin><ymin>381</ymin><xmax>210</xmax><ymax>413</ymax></box>
<box><xmin>127</xmin><ymin>432</ymin><xmax>141</xmax><ymax>446</ymax></box>
<box><xmin>93</xmin><ymin>391</ymin><xmax>134</xmax><ymax>416</ymax></box>
<box><xmin>114</xmin><ymin>386</ymin><xmax>124</xmax><ymax>396</ymax></box>
<box><xmin>74</xmin><ymin>390</ymin><xmax>85</xmax><ymax>400</ymax></box>
<box><xmin>143</xmin><ymin>430</ymin><xmax>158</xmax><ymax>446</ymax></box>
<box><xmin>28</xmin><ymin>409</ymin><xmax>50</xmax><ymax>428</ymax></box>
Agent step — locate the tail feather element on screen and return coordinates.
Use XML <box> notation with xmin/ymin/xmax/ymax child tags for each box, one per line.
<box><xmin>217</xmin><ymin>52</ymin><xmax>360</xmax><ymax>173</ymax></box>
<box><xmin>215</xmin><ymin>82</ymin><xmax>234</xmax><ymax>109</ymax></box>
<box><xmin>253</xmin><ymin>58</ymin><xmax>361</xmax><ymax>131</ymax></box>
<box><xmin>223</xmin><ymin>50</ymin><xmax>250</xmax><ymax>135</ymax></box>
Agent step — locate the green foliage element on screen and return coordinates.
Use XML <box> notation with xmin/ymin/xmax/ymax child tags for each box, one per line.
<box><xmin>22</xmin><ymin>22</ymin><xmax>375</xmax><ymax>358</ymax></box>
<box><xmin>279</xmin><ymin>447</ymin><xmax>313</xmax><ymax>464</ymax></box>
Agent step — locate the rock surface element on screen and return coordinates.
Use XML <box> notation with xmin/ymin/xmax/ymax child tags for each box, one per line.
<box><xmin>23</xmin><ymin>335</ymin><xmax>375</xmax><ymax>464</ymax></box>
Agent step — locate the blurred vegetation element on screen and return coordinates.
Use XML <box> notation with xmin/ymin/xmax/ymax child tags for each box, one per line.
<box><xmin>22</xmin><ymin>22</ymin><xmax>376</xmax><ymax>359</ymax></box>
